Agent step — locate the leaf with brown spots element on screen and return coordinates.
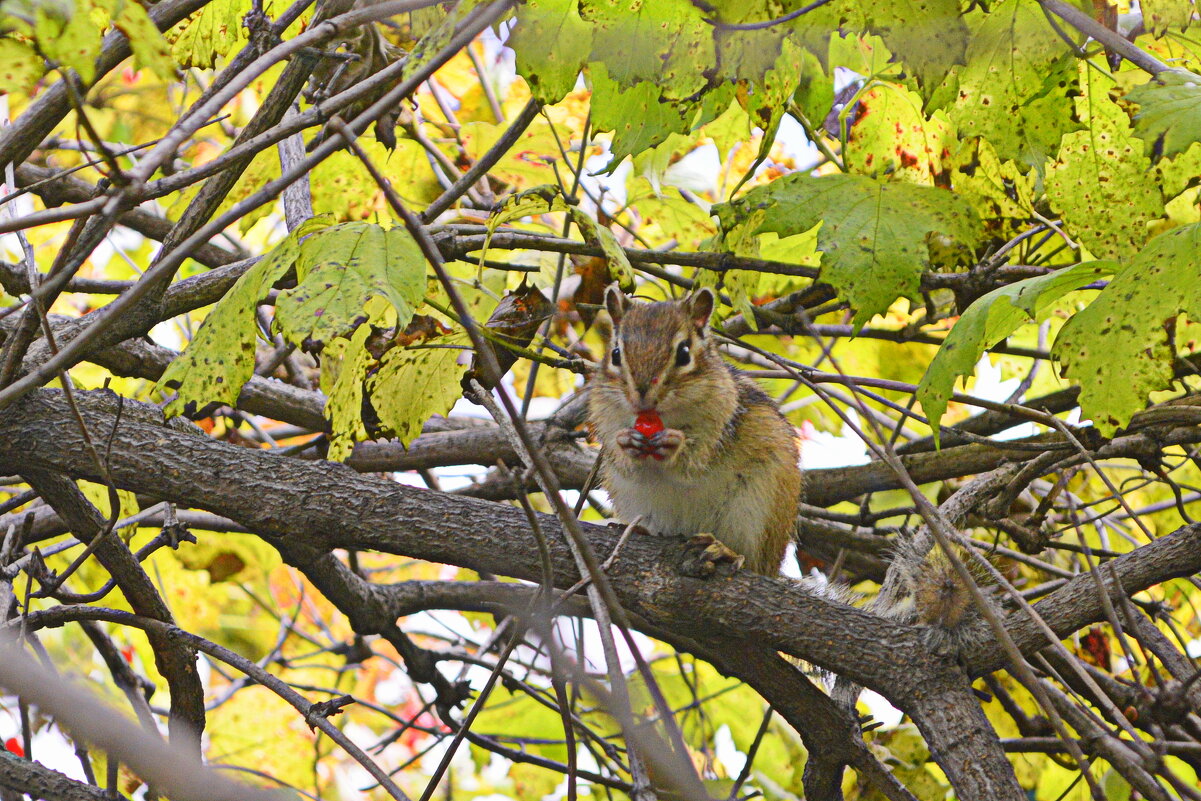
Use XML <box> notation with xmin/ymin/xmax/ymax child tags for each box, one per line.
<box><xmin>588</xmin><ymin>62</ymin><xmax>693</xmax><ymax>166</ymax></box>
<box><xmin>1053</xmin><ymin>223</ymin><xmax>1201</xmax><ymax>436</ymax></box>
<box><xmin>1140</xmin><ymin>0</ymin><xmax>1194</xmax><ymax>37</ymax></box>
<box><xmin>1126</xmin><ymin>69</ymin><xmax>1201</xmax><ymax>162</ymax></box>
<box><xmin>325</xmin><ymin>324</ymin><xmax>374</xmax><ymax>462</ymax></box>
<box><xmin>864</xmin><ymin>0</ymin><xmax>968</xmax><ymax>100</ymax></box>
<box><xmin>580</xmin><ymin>0</ymin><xmax>712</xmax><ymax>100</ymax></box>
<box><xmin>113</xmin><ymin>0</ymin><xmax>176</xmax><ymax>80</ymax></box>
<box><xmin>165</xmin><ymin>0</ymin><xmax>248</xmax><ymax>69</ymax></box>
<box><xmin>158</xmin><ymin>222</ymin><xmax>326</xmax><ymax>417</ymax></box>
<box><xmin>1047</xmin><ymin>68</ymin><xmax>1163</xmax><ymax>260</ymax></box>
<box><xmin>944</xmin><ymin>0</ymin><xmax>1082</xmax><ymax>169</ymax></box>
<box><xmin>509</xmin><ymin>0</ymin><xmax>593</xmax><ymax>104</ymax></box>
<box><xmin>369</xmin><ymin>333</ymin><xmax>469</xmax><ymax>447</ymax></box>
<box><xmin>0</xmin><ymin>39</ymin><xmax>44</xmax><ymax>94</ymax></box>
<box><xmin>33</xmin><ymin>0</ymin><xmax>102</xmax><ymax>83</ymax></box>
<box><xmin>275</xmin><ymin>222</ymin><xmax>427</xmax><ymax>347</ymax></box>
<box><xmin>844</xmin><ymin>82</ymin><xmax>954</xmax><ymax>184</ymax></box>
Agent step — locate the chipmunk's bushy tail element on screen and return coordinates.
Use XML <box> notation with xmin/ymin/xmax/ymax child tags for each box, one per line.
<box><xmin>832</xmin><ymin>531</ymin><xmax>993</xmax><ymax>708</ymax></box>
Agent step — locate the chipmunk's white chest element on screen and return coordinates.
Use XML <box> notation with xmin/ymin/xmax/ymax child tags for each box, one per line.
<box><xmin>605</xmin><ymin>460</ymin><xmax>775</xmax><ymax>559</ymax></box>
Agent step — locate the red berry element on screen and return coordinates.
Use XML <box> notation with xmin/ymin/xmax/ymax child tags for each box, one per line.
<box><xmin>634</xmin><ymin>411</ymin><xmax>664</xmax><ymax>438</ymax></box>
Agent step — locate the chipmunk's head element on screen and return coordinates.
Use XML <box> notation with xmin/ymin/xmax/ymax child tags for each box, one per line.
<box><xmin>597</xmin><ymin>284</ymin><xmax>726</xmax><ymax>417</ymax></box>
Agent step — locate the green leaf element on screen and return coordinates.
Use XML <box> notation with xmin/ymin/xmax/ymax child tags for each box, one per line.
<box><xmin>706</xmin><ymin>0</ymin><xmax>788</xmax><ymax>84</ymax></box>
<box><xmin>714</xmin><ymin>173</ymin><xmax>982</xmax><ymax>326</ymax></box>
<box><xmin>625</xmin><ymin>180</ymin><xmax>718</xmax><ymax>249</ymax></box>
<box><xmin>741</xmin><ymin>36</ymin><xmax>806</xmax><ymax>167</ymax></box>
<box><xmin>1126</xmin><ymin>69</ymin><xmax>1201</xmax><ymax>162</ymax></box>
<box><xmin>158</xmin><ymin>230</ymin><xmax>311</xmax><ymax>416</ymax></box>
<box><xmin>207</xmin><ymin>687</ymin><xmax>316</xmax><ymax>790</ymax></box>
<box><xmin>696</xmin><ymin>95</ymin><xmax>752</xmax><ymax>167</ymax></box>
<box><xmin>791</xmin><ymin>45</ymin><xmax>834</xmax><ymax>127</ymax></box>
<box><xmin>308</xmin><ymin>149</ymin><xmax>384</xmax><ymax>223</ymax></box>
<box><xmin>708</xmin><ymin>212</ymin><xmax>820</xmax><ymax>326</ymax></box>
<box><xmin>589</xmin><ymin>62</ymin><xmax>693</xmax><ymax>166</ymax></box>
<box><xmin>945</xmin><ymin>0</ymin><xmax>1082</xmax><ymax>169</ymax></box>
<box><xmin>1157</xmin><ymin>142</ymin><xmax>1201</xmax><ymax>201</ymax></box>
<box><xmin>113</xmin><ymin>0</ymin><xmax>175</xmax><ymax>79</ymax></box>
<box><xmin>215</xmin><ymin>149</ymin><xmax>281</xmax><ymax>235</ymax></box>
<box><xmin>1047</xmin><ymin>69</ymin><xmax>1163</xmax><ymax>259</ymax></box>
<box><xmin>1141</xmin><ymin>0</ymin><xmax>1194</xmax><ymax>37</ymax></box>
<box><xmin>0</xmin><ymin>39</ymin><xmax>44</xmax><ymax>94</ymax></box>
<box><xmin>309</xmin><ymin>141</ymin><xmax>442</xmax><ymax>222</ymax></box>
<box><xmin>509</xmin><ymin>0</ymin><xmax>591</xmax><ymax>104</ymax></box>
<box><xmin>1053</xmin><ymin>223</ymin><xmax>1201</xmax><ymax>436</ymax></box>
<box><xmin>580</xmin><ymin>0</ymin><xmax>712</xmax><ymax>100</ymax></box>
<box><xmin>459</xmin><ymin>119</ymin><xmax>564</xmax><ymax>188</ymax></box>
<box><xmin>570</xmin><ymin>207</ymin><xmax>634</xmax><ymax>289</ymax></box>
<box><xmin>950</xmin><ymin>138</ymin><xmax>1037</xmax><ymax>226</ymax></box>
<box><xmin>275</xmin><ymin>223</ymin><xmax>427</xmax><ymax>346</ymax></box>
<box><xmin>473</xmin><ymin>185</ymin><xmax>569</xmax><ymax>281</ymax></box>
<box><xmin>399</xmin><ymin>1</ymin><xmax>477</xmax><ymax>83</ymax></box>
<box><xmin>165</xmin><ymin>0</ymin><xmax>243</xmax><ymax>69</ymax></box>
<box><xmin>368</xmin><ymin>334</ymin><xmax>468</xmax><ymax>447</ymax></box>
<box><xmin>470</xmin><ymin>684</ymin><xmax>569</xmax><ymax>763</ymax></box>
<box><xmin>917</xmin><ymin>261</ymin><xmax>1114</xmax><ymax>444</ymax></box>
<box><xmin>35</xmin><ymin>0</ymin><xmax>102</xmax><ymax>83</ymax></box>
<box><xmin>827</xmin><ymin>31</ymin><xmax>898</xmax><ymax>84</ymax></box>
<box><xmin>324</xmin><ymin>324</ymin><xmax>373</xmax><ymax>462</ymax></box>
<box><xmin>485</xmin><ymin>185</ymin><xmax>570</xmax><ymax>234</ymax></box>
<box><xmin>864</xmin><ymin>0</ymin><xmax>967</xmax><ymax>98</ymax></box>
<box><xmin>365</xmin><ymin>139</ymin><xmax>443</xmax><ymax>212</ymax></box>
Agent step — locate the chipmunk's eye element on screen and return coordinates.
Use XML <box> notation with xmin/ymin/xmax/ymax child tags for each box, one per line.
<box><xmin>610</xmin><ymin>346</ymin><xmax>622</xmax><ymax>367</ymax></box>
<box><xmin>675</xmin><ymin>341</ymin><xmax>691</xmax><ymax>367</ymax></box>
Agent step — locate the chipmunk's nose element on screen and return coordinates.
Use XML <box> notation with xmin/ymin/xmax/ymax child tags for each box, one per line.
<box><xmin>633</xmin><ymin>376</ymin><xmax>658</xmax><ymax>400</ymax></box>
<box><xmin>632</xmin><ymin>388</ymin><xmax>656</xmax><ymax>412</ymax></box>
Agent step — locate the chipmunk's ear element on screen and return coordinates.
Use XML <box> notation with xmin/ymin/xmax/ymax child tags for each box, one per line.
<box><xmin>685</xmin><ymin>286</ymin><xmax>715</xmax><ymax>332</ymax></box>
<box><xmin>604</xmin><ymin>283</ymin><xmax>628</xmax><ymax>326</ymax></box>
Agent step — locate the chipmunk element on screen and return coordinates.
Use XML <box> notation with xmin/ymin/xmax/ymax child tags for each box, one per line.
<box><xmin>587</xmin><ymin>286</ymin><xmax>987</xmax><ymax>714</ymax></box>
<box><xmin>587</xmin><ymin>285</ymin><xmax>802</xmax><ymax>576</ymax></box>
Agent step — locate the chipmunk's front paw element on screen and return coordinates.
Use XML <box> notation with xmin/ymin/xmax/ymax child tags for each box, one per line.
<box><xmin>616</xmin><ymin>428</ymin><xmax>646</xmax><ymax>459</ymax></box>
<box><xmin>616</xmin><ymin>427</ymin><xmax>684</xmax><ymax>462</ymax></box>
<box><xmin>645</xmin><ymin>428</ymin><xmax>684</xmax><ymax>461</ymax></box>
<box><xmin>678</xmin><ymin>533</ymin><xmax>744</xmax><ymax>578</ymax></box>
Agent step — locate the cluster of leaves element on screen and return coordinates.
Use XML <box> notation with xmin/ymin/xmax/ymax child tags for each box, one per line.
<box><xmin>74</xmin><ymin>0</ymin><xmax>1198</xmax><ymax>451</ymax></box>
<box><xmin>511</xmin><ymin>0</ymin><xmax>1201</xmax><ymax>437</ymax></box>
<box><xmin>156</xmin><ymin>218</ymin><xmax>469</xmax><ymax>460</ymax></box>
<box><xmin>0</xmin><ymin>0</ymin><xmax>174</xmax><ymax>87</ymax></box>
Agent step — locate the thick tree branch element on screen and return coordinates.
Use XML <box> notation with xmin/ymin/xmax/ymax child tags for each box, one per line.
<box><xmin>5</xmin><ymin>389</ymin><xmax>1201</xmax><ymax>797</ymax></box>
<box><xmin>970</xmin><ymin>522</ymin><xmax>1201</xmax><ymax>676</ymax></box>
<box><xmin>0</xmin><ymin>389</ymin><xmax>936</xmax><ymax>689</ymax></box>
<box><xmin>3</xmin><ymin>391</ymin><xmax>1197</xmax><ymax>697</ymax></box>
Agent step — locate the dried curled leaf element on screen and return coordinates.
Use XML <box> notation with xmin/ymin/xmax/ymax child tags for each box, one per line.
<box><xmin>463</xmin><ymin>283</ymin><xmax>553</xmax><ymax>391</ymax></box>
